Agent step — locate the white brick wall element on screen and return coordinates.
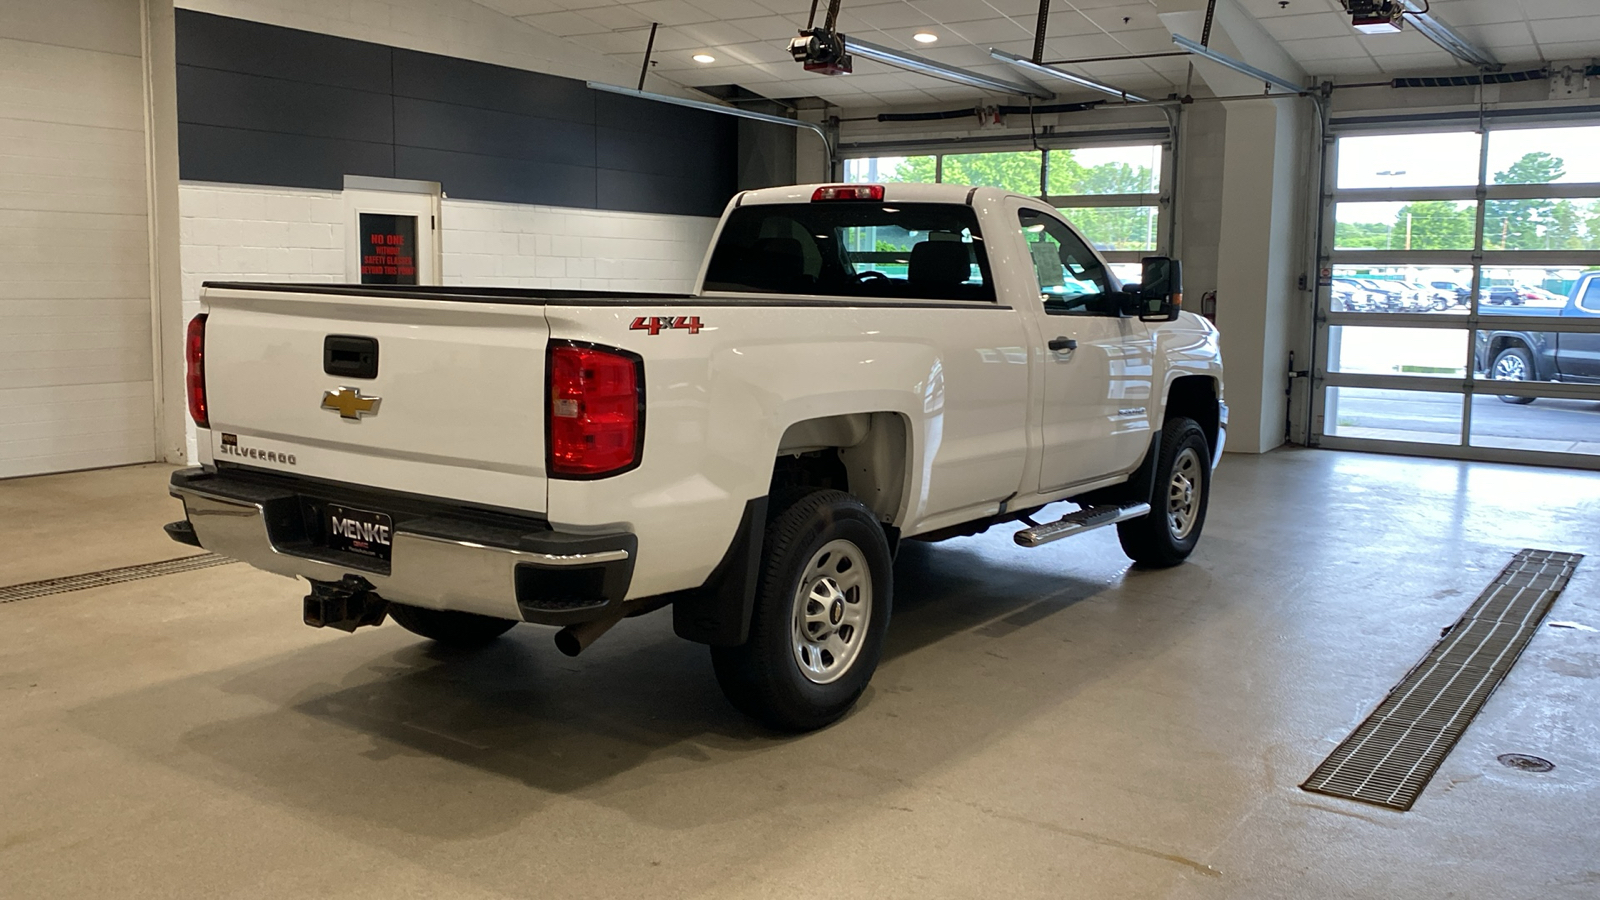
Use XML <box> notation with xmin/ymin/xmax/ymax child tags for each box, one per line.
<box><xmin>178</xmin><ymin>182</ymin><xmax>345</xmax><ymax>318</ymax></box>
<box><xmin>441</xmin><ymin>199</ymin><xmax>717</xmax><ymax>293</ymax></box>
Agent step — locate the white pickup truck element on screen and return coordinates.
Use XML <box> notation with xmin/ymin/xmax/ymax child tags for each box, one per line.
<box><xmin>167</xmin><ymin>182</ymin><xmax>1226</xmax><ymax>730</ymax></box>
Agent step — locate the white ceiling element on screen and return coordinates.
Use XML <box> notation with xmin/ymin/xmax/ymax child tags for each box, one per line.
<box><xmin>470</xmin><ymin>0</ymin><xmax>1600</xmax><ymax>110</ymax></box>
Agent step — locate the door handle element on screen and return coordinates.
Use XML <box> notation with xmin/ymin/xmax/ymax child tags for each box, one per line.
<box><xmin>1048</xmin><ymin>336</ymin><xmax>1078</xmax><ymax>352</ymax></box>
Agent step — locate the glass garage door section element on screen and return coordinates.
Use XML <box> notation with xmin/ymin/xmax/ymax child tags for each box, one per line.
<box><xmin>1312</xmin><ymin>123</ymin><xmax>1600</xmax><ymax>468</ymax></box>
<box><xmin>841</xmin><ymin>142</ymin><xmax>1171</xmax><ymax>283</ymax></box>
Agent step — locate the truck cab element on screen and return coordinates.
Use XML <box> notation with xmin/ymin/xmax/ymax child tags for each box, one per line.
<box><xmin>1479</xmin><ymin>271</ymin><xmax>1600</xmax><ymax>401</ymax></box>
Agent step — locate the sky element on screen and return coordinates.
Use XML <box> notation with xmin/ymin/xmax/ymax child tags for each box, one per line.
<box><xmin>1337</xmin><ymin>125</ymin><xmax>1600</xmax><ymax>223</ymax></box>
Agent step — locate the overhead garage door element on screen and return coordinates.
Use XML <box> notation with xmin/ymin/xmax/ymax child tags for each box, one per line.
<box><xmin>1311</xmin><ymin>118</ymin><xmax>1600</xmax><ymax>469</ymax></box>
<box><xmin>0</xmin><ymin>0</ymin><xmax>155</xmax><ymax>478</ymax></box>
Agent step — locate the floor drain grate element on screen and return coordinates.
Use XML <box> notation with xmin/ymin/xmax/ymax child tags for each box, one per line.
<box><xmin>0</xmin><ymin>554</ymin><xmax>237</xmax><ymax>604</ymax></box>
<box><xmin>1302</xmin><ymin>548</ymin><xmax>1582</xmax><ymax>811</ymax></box>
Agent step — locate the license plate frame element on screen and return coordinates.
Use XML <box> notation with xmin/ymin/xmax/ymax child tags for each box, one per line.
<box><xmin>325</xmin><ymin>504</ymin><xmax>394</xmax><ymax>561</ymax></box>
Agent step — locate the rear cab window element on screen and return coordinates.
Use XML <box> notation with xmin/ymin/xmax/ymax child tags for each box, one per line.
<box><xmin>703</xmin><ymin>202</ymin><xmax>995</xmax><ymax>302</ymax></box>
<box><xmin>1579</xmin><ymin>276</ymin><xmax>1600</xmax><ymax>314</ymax></box>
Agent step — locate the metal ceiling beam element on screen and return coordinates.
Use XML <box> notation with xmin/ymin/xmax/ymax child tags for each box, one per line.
<box><xmin>584</xmin><ymin>82</ymin><xmax>833</xmax><ymax>164</ymax></box>
<box><xmin>1400</xmin><ymin>1</ymin><xmax>1501</xmax><ymax>70</ymax></box>
<box><xmin>990</xmin><ymin>49</ymin><xmax>1151</xmax><ymax>103</ymax></box>
<box><xmin>1172</xmin><ymin>33</ymin><xmax>1304</xmax><ymax>94</ymax></box>
<box><xmin>843</xmin><ymin>35</ymin><xmax>1053</xmax><ymax>100</ymax></box>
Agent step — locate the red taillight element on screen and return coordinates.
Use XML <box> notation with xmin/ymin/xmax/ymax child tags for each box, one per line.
<box><xmin>812</xmin><ymin>184</ymin><xmax>885</xmax><ymax>202</ymax></box>
<box><xmin>548</xmin><ymin>343</ymin><xmax>642</xmax><ymax>478</ymax></box>
<box><xmin>186</xmin><ymin>314</ymin><xmax>208</xmax><ymax>428</ymax></box>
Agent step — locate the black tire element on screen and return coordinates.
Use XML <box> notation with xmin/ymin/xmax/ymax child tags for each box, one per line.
<box><xmin>1489</xmin><ymin>346</ymin><xmax>1537</xmax><ymax>405</ymax></box>
<box><xmin>387</xmin><ymin>602</ymin><xmax>517</xmax><ymax>646</ymax></box>
<box><xmin>710</xmin><ymin>489</ymin><xmax>893</xmax><ymax>732</ymax></box>
<box><xmin>1117</xmin><ymin>416</ymin><xmax>1211</xmax><ymax>568</ymax></box>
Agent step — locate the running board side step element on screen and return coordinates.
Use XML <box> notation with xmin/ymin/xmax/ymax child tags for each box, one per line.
<box><xmin>1013</xmin><ymin>503</ymin><xmax>1151</xmax><ymax>548</ymax></box>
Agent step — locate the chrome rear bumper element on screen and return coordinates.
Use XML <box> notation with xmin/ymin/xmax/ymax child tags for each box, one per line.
<box><xmin>168</xmin><ymin>468</ymin><xmax>634</xmax><ymax>625</ymax></box>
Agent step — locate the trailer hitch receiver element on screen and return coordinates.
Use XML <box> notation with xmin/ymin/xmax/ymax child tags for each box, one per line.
<box><xmin>303</xmin><ymin>574</ymin><xmax>389</xmax><ymax>632</ymax></box>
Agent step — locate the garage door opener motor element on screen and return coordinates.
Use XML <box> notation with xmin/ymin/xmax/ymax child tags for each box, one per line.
<box><xmin>303</xmin><ymin>574</ymin><xmax>389</xmax><ymax>632</ymax></box>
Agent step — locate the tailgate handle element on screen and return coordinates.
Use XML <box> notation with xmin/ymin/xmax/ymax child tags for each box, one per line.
<box><xmin>324</xmin><ymin>335</ymin><xmax>379</xmax><ymax>379</ymax></box>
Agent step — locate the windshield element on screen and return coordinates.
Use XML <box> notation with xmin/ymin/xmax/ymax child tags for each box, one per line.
<box><xmin>702</xmin><ymin>202</ymin><xmax>995</xmax><ymax>302</ymax></box>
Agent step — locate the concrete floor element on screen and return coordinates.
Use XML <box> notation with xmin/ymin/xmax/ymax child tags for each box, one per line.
<box><xmin>2</xmin><ymin>451</ymin><xmax>1598</xmax><ymax>899</ymax></box>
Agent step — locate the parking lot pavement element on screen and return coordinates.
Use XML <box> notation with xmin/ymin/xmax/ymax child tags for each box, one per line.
<box><xmin>1328</xmin><ymin>388</ymin><xmax>1600</xmax><ymax>452</ymax></box>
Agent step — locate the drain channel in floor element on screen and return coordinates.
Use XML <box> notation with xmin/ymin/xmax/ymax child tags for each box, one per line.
<box><xmin>0</xmin><ymin>554</ymin><xmax>237</xmax><ymax>604</ymax></box>
<box><xmin>1301</xmin><ymin>548</ymin><xmax>1581</xmax><ymax>811</ymax></box>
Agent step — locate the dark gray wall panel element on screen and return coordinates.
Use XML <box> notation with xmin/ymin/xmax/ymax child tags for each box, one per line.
<box><xmin>597</xmin><ymin>169</ymin><xmax>733</xmax><ymax>218</ymax></box>
<box><xmin>391</xmin><ymin>49</ymin><xmax>594</xmax><ymax>124</ymax></box>
<box><xmin>395</xmin><ymin>147</ymin><xmax>597</xmax><ymax>209</ymax></box>
<box><xmin>180</xmin><ymin>124</ymin><xmax>394</xmax><ymax>189</ymax></box>
<box><xmin>178</xmin><ymin>67</ymin><xmax>393</xmax><ymax>143</ymax></box>
<box><xmin>175</xmin><ymin>9</ymin><xmax>744</xmax><ymax>218</ymax></box>
<box><xmin>598</xmin><ymin>127</ymin><xmax>729</xmax><ymax>179</ymax></box>
<box><xmin>393</xmin><ymin>97</ymin><xmax>594</xmax><ymax>168</ymax></box>
<box><xmin>175</xmin><ymin>10</ymin><xmax>391</xmax><ymax>94</ymax></box>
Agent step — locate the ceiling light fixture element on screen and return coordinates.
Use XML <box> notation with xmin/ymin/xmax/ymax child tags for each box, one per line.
<box><xmin>693</xmin><ymin>53</ymin><xmax>715</xmax><ymax>63</ymax></box>
<box><xmin>989</xmin><ymin>49</ymin><xmax>1149</xmax><ymax>102</ymax></box>
<box><xmin>846</xmin><ymin>36</ymin><xmax>1051</xmax><ymax>99</ymax></box>
<box><xmin>912</xmin><ymin>32</ymin><xmax>938</xmax><ymax>44</ymax></box>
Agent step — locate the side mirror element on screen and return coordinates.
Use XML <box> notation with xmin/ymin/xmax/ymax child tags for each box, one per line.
<box><xmin>1127</xmin><ymin>257</ymin><xmax>1182</xmax><ymax>322</ymax></box>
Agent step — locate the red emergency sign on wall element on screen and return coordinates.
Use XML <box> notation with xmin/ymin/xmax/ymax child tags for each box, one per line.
<box><xmin>358</xmin><ymin>213</ymin><xmax>418</xmax><ymax>285</ymax></box>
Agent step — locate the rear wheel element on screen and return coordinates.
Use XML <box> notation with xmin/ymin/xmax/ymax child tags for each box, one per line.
<box><xmin>1117</xmin><ymin>417</ymin><xmax>1211</xmax><ymax>568</ymax></box>
<box><xmin>711</xmin><ymin>489</ymin><xmax>892</xmax><ymax>732</ymax></box>
<box><xmin>1490</xmin><ymin>346</ymin><xmax>1537</xmax><ymax>405</ymax></box>
<box><xmin>387</xmin><ymin>602</ymin><xmax>518</xmax><ymax>646</ymax></box>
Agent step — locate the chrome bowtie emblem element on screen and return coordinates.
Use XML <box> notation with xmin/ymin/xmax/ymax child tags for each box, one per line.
<box><xmin>321</xmin><ymin>387</ymin><xmax>381</xmax><ymax>420</ymax></box>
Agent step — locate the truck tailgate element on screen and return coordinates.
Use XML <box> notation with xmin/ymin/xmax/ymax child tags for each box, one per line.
<box><xmin>199</xmin><ymin>286</ymin><xmax>550</xmax><ymax>513</ymax></box>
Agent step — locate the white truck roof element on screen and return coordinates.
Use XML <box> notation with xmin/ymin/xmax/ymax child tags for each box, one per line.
<box><xmin>735</xmin><ymin>182</ymin><xmax>1015</xmax><ymax>207</ymax></box>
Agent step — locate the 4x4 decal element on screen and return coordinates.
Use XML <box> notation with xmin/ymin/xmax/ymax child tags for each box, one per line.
<box><xmin>630</xmin><ymin>315</ymin><xmax>703</xmax><ymax>335</ymax></box>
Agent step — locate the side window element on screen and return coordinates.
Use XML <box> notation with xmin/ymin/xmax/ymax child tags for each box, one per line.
<box><xmin>1018</xmin><ymin>208</ymin><xmax>1116</xmax><ymax>316</ymax></box>
<box><xmin>1580</xmin><ymin>278</ymin><xmax>1600</xmax><ymax>314</ymax></box>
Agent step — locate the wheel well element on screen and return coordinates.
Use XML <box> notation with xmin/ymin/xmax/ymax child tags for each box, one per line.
<box><xmin>1488</xmin><ymin>335</ymin><xmax>1528</xmax><ymax>359</ymax></box>
<box><xmin>771</xmin><ymin>412</ymin><xmax>908</xmax><ymax>524</ymax></box>
<box><xmin>1164</xmin><ymin>376</ymin><xmax>1220</xmax><ymax>456</ymax></box>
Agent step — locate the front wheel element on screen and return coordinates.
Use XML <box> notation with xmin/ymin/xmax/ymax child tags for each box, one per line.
<box><xmin>1490</xmin><ymin>346</ymin><xmax>1537</xmax><ymax>405</ymax></box>
<box><xmin>1117</xmin><ymin>417</ymin><xmax>1211</xmax><ymax>568</ymax></box>
<box><xmin>387</xmin><ymin>602</ymin><xmax>518</xmax><ymax>646</ymax></box>
<box><xmin>710</xmin><ymin>490</ymin><xmax>893</xmax><ymax>732</ymax></box>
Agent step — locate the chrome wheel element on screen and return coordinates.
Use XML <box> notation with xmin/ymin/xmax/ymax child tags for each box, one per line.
<box><xmin>1166</xmin><ymin>447</ymin><xmax>1203</xmax><ymax>541</ymax></box>
<box><xmin>1492</xmin><ymin>353</ymin><xmax>1528</xmax><ymax>382</ymax></box>
<box><xmin>791</xmin><ymin>538</ymin><xmax>872</xmax><ymax>685</ymax></box>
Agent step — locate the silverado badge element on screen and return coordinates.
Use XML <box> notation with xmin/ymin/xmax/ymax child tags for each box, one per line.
<box><xmin>322</xmin><ymin>387</ymin><xmax>381</xmax><ymax>420</ymax></box>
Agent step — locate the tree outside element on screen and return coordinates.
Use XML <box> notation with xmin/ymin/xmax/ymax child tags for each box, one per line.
<box><xmin>880</xmin><ymin>148</ymin><xmax>1159</xmax><ymax>251</ymax></box>
<box><xmin>1335</xmin><ymin>152</ymin><xmax>1600</xmax><ymax>251</ymax></box>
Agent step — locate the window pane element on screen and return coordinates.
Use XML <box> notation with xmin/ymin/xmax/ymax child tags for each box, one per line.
<box><xmin>1334</xmin><ymin>201</ymin><xmax>1477</xmax><ymax>251</ymax></box>
<box><xmin>941</xmin><ymin>151</ymin><xmax>1041</xmax><ymax>194</ymax></box>
<box><xmin>1324</xmin><ymin>387</ymin><xmax>1462</xmax><ymax>445</ymax></box>
<box><xmin>1330</xmin><ymin>264</ymin><xmax>1472</xmax><ymax>314</ymax></box>
<box><xmin>1019</xmin><ymin>208</ymin><xmax>1116</xmax><ymax>315</ymax></box>
<box><xmin>1484</xmin><ymin>197</ymin><xmax>1600</xmax><ymax>250</ymax></box>
<box><xmin>842</xmin><ymin>156</ymin><xmax>934</xmax><ymax>184</ymax></box>
<box><xmin>1477</xmin><ymin>267</ymin><xmax>1580</xmax><ymax>313</ymax></box>
<box><xmin>1488</xmin><ymin>126</ymin><xmax>1600</xmax><ymax>186</ymax></box>
<box><xmin>1469</xmin><ymin>395</ymin><xmax>1600</xmax><ymax>455</ymax></box>
<box><xmin>1329</xmin><ymin>326</ymin><xmax>1467</xmax><ymax>377</ymax></box>
<box><xmin>1047</xmin><ymin>145</ymin><xmax>1160</xmax><ymax>194</ymax></box>
<box><xmin>1062</xmin><ymin>206</ymin><xmax>1158</xmax><ymax>252</ymax></box>
<box><xmin>703</xmin><ymin>202</ymin><xmax>993</xmax><ymax>302</ymax></box>
<box><xmin>1336</xmin><ymin>132</ymin><xmax>1481</xmax><ymax>189</ymax></box>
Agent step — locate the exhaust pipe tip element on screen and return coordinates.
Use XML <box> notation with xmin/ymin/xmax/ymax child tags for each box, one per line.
<box><xmin>552</xmin><ymin>607</ymin><xmax>628</xmax><ymax>657</ymax></box>
<box><xmin>553</xmin><ymin>627</ymin><xmax>584</xmax><ymax>657</ymax></box>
